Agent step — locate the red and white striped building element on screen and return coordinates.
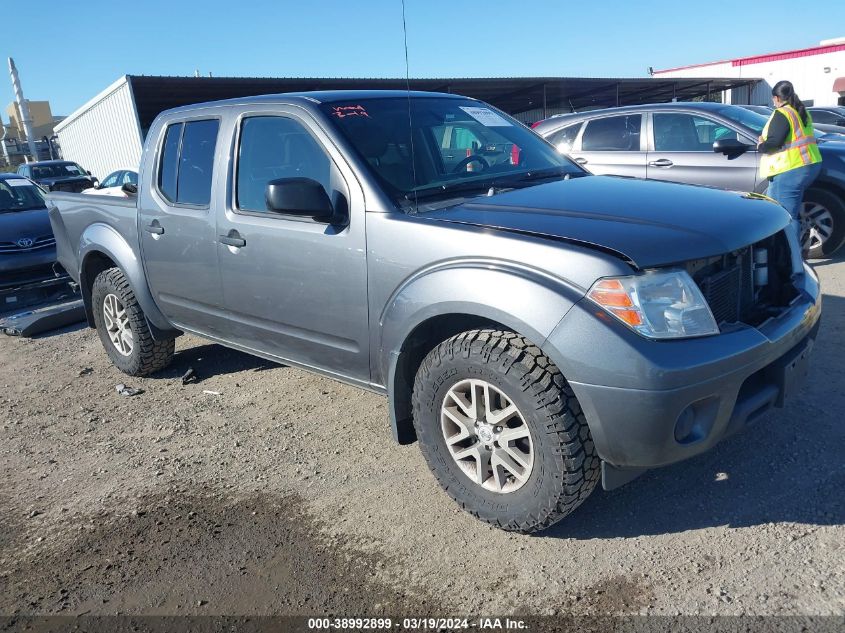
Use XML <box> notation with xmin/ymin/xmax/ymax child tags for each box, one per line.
<box><xmin>653</xmin><ymin>37</ymin><xmax>845</xmax><ymax>107</ymax></box>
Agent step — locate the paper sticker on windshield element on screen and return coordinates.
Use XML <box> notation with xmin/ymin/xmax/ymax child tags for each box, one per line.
<box><xmin>459</xmin><ymin>106</ymin><xmax>511</xmax><ymax>127</ymax></box>
<box><xmin>65</xmin><ymin>166</ymin><xmax>78</xmax><ymax>172</ymax></box>
<box><xmin>5</xmin><ymin>179</ymin><xmax>30</xmax><ymax>187</ymax></box>
<box><xmin>331</xmin><ymin>105</ymin><xmax>370</xmax><ymax>119</ymax></box>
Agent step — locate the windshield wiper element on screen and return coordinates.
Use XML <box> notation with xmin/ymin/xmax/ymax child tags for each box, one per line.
<box><xmin>405</xmin><ymin>179</ymin><xmax>499</xmax><ymax>202</ymax></box>
<box><xmin>404</xmin><ymin>167</ymin><xmax>582</xmax><ymax>204</ymax></box>
<box><xmin>497</xmin><ymin>167</ymin><xmax>580</xmax><ymax>186</ymax></box>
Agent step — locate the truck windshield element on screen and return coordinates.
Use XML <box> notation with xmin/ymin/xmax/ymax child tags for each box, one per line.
<box><xmin>320</xmin><ymin>97</ymin><xmax>584</xmax><ymax>210</ymax></box>
<box><xmin>30</xmin><ymin>163</ymin><xmax>87</xmax><ymax>179</ymax></box>
<box><xmin>0</xmin><ymin>179</ymin><xmax>46</xmax><ymax>213</ymax></box>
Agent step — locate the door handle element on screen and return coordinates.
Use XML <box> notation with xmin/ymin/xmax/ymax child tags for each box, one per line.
<box><xmin>219</xmin><ymin>234</ymin><xmax>246</xmax><ymax>248</ymax></box>
<box><xmin>574</xmin><ymin>157</ymin><xmax>588</xmax><ymax>165</ymax></box>
<box><xmin>648</xmin><ymin>159</ymin><xmax>674</xmax><ymax>168</ymax></box>
<box><xmin>144</xmin><ymin>223</ymin><xmax>164</xmax><ymax>235</ymax></box>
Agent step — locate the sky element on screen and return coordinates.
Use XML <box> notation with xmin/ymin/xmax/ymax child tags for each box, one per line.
<box><xmin>3</xmin><ymin>0</ymin><xmax>845</xmax><ymax>117</ymax></box>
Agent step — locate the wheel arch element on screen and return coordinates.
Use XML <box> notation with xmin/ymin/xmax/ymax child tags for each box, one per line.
<box><xmin>79</xmin><ymin>223</ymin><xmax>178</xmax><ymax>338</ymax></box>
<box><xmin>380</xmin><ymin>265</ymin><xmax>584</xmax><ymax>444</ymax></box>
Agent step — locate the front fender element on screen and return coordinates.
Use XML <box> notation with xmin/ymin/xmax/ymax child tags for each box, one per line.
<box><xmin>378</xmin><ymin>261</ymin><xmax>585</xmax><ymax>442</ymax></box>
<box><xmin>79</xmin><ymin>223</ymin><xmax>173</xmax><ymax>332</ymax></box>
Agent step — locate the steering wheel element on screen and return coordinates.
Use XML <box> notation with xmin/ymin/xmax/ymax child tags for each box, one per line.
<box><xmin>451</xmin><ymin>154</ymin><xmax>490</xmax><ymax>174</ymax></box>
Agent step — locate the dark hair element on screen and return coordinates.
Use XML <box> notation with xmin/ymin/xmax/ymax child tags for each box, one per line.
<box><xmin>772</xmin><ymin>80</ymin><xmax>808</xmax><ymax>125</ymax></box>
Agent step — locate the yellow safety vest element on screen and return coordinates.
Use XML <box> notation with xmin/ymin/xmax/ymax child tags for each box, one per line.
<box><xmin>759</xmin><ymin>104</ymin><xmax>822</xmax><ymax>178</ymax></box>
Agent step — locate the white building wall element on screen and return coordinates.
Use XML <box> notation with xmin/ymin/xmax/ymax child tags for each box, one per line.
<box><xmin>654</xmin><ymin>48</ymin><xmax>845</xmax><ymax>107</ymax></box>
<box><xmin>54</xmin><ymin>76</ymin><xmax>143</xmax><ymax>180</ymax></box>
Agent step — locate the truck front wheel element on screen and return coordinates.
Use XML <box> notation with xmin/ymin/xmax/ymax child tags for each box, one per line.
<box><xmin>411</xmin><ymin>329</ymin><xmax>599</xmax><ymax>533</ymax></box>
<box><xmin>91</xmin><ymin>267</ymin><xmax>174</xmax><ymax>376</ymax></box>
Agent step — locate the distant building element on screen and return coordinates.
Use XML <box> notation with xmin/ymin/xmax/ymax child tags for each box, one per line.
<box><xmin>653</xmin><ymin>37</ymin><xmax>845</xmax><ymax>107</ymax></box>
<box><xmin>5</xmin><ymin>100</ymin><xmax>58</xmax><ymax>140</ymax></box>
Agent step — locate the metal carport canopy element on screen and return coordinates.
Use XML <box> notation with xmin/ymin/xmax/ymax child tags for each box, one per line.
<box><xmin>127</xmin><ymin>75</ymin><xmax>759</xmax><ymax>132</ymax></box>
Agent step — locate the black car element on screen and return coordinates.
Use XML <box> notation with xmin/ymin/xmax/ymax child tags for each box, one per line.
<box><xmin>0</xmin><ymin>173</ymin><xmax>71</xmax><ymax>311</ymax></box>
<box><xmin>16</xmin><ymin>160</ymin><xmax>97</xmax><ymax>193</ymax></box>
<box><xmin>807</xmin><ymin>106</ymin><xmax>845</xmax><ymax>128</ymax></box>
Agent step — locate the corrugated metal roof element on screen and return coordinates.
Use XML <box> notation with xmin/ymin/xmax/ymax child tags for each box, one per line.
<box><xmin>124</xmin><ymin>75</ymin><xmax>758</xmax><ymax>130</ymax></box>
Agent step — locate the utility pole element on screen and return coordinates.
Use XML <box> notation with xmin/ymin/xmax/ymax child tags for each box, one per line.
<box><xmin>0</xmin><ymin>120</ymin><xmax>9</xmax><ymax>166</ymax></box>
<box><xmin>8</xmin><ymin>57</ymin><xmax>38</xmax><ymax>162</ymax></box>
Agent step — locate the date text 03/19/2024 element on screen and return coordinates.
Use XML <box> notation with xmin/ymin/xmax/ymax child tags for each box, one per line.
<box><xmin>306</xmin><ymin>617</ymin><xmax>527</xmax><ymax>630</ymax></box>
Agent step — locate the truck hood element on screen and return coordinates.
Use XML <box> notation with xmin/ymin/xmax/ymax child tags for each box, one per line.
<box><xmin>0</xmin><ymin>206</ymin><xmax>52</xmax><ymax>246</ymax></box>
<box><xmin>422</xmin><ymin>176</ymin><xmax>789</xmax><ymax>268</ymax></box>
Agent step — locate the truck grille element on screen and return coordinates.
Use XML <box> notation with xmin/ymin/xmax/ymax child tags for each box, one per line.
<box><xmin>699</xmin><ymin>265</ymin><xmax>742</xmax><ymax>324</ymax></box>
<box><xmin>687</xmin><ymin>231</ymin><xmax>795</xmax><ymax>328</ymax></box>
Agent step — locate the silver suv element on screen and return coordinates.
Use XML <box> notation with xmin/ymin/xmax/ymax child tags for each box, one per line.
<box><xmin>533</xmin><ymin>102</ymin><xmax>845</xmax><ymax>258</ymax></box>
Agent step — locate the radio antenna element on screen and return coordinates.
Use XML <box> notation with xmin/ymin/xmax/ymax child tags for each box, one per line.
<box><xmin>401</xmin><ymin>0</ymin><xmax>419</xmax><ymax>212</ymax></box>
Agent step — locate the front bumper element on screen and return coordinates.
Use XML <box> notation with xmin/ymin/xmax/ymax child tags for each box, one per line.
<box><xmin>544</xmin><ymin>266</ymin><xmax>822</xmax><ymax>477</ymax></box>
<box><xmin>0</xmin><ymin>248</ymin><xmax>59</xmax><ymax>287</ymax></box>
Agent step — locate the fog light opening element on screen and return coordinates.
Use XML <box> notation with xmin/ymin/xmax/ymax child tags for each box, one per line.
<box><xmin>674</xmin><ymin>406</ymin><xmax>703</xmax><ymax>444</ymax></box>
<box><xmin>673</xmin><ymin>396</ymin><xmax>720</xmax><ymax>445</ymax></box>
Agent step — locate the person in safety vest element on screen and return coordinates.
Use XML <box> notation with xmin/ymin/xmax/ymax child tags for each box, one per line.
<box><xmin>757</xmin><ymin>80</ymin><xmax>822</xmax><ymax>258</ymax></box>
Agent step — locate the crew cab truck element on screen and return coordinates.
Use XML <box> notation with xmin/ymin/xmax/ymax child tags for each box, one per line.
<box><xmin>48</xmin><ymin>91</ymin><xmax>821</xmax><ymax>533</ymax></box>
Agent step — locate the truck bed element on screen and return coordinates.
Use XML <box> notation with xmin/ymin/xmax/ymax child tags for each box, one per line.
<box><xmin>45</xmin><ymin>192</ymin><xmax>139</xmax><ymax>286</ymax></box>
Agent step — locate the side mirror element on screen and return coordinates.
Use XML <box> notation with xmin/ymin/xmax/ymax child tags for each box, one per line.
<box><xmin>265</xmin><ymin>177</ymin><xmax>333</xmax><ymax>220</ymax></box>
<box><xmin>121</xmin><ymin>183</ymin><xmax>138</xmax><ymax>196</ymax></box>
<box><xmin>87</xmin><ymin>170</ymin><xmax>92</xmax><ymax>176</ymax></box>
<box><xmin>713</xmin><ymin>138</ymin><xmax>753</xmax><ymax>155</ymax></box>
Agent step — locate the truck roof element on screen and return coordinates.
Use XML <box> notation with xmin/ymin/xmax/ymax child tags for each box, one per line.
<box><xmin>163</xmin><ymin>90</ymin><xmax>469</xmax><ymax>114</ymax></box>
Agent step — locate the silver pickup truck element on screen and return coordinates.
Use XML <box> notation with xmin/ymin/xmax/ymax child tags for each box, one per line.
<box><xmin>48</xmin><ymin>91</ymin><xmax>821</xmax><ymax>533</ymax></box>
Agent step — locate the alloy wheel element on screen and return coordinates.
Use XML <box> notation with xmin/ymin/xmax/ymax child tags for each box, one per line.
<box><xmin>440</xmin><ymin>379</ymin><xmax>534</xmax><ymax>493</ymax></box>
<box><xmin>102</xmin><ymin>293</ymin><xmax>133</xmax><ymax>356</ymax></box>
<box><xmin>800</xmin><ymin>201</ymin><xmax>834</xmax><ymax>253</ymax></box>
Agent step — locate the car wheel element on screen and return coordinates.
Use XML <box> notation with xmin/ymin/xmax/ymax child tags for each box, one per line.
<box><xmin>412</xmin><ymin>329</ymin><xmax>600</xmax><ymax>533</ymax></box>
<box><xmin>91</xmin><ymin>267</ymin><xmax>174</xmax><ymax>376</ymax></box>
<box><xmin>802</xmin><ymin>188</ymin><xmax>845</xmax><ymax>258</ymax></box>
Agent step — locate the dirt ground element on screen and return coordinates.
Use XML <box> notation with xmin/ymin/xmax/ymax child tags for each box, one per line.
<box><xmin>1</xmin><ymin>256</ymin><xmax>844</xmax><ymax>620</ymax></box>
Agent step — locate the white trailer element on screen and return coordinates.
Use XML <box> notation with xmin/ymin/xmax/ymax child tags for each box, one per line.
<box><xmin>54</xmin><ymin>76</ymin><xmax>143</xmax><ymax>181</ymax></box>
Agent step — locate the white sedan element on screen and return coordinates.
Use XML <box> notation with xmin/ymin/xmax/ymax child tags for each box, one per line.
<box><xmin>82</xmin><ymin>169</ymin><xmax>138</xmax><ymax>197</ymax></box>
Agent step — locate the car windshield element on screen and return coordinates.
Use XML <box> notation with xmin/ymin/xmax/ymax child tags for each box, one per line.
<box><xmin>716</xmin><ymin>105</ymin><xmax>770</xmax><ymax>134</ymax></box>
<box><xmin>320</xmin><ymin>97</ymin><xmax>584</xmax><ymax>210</ymax></box>
<box><xmin>30</xmin><ymin>163</ymin><xmax>86</xmax><ymax>179</ymax></box>
<box><xmin>0</xmin><ymin>179</ymin><xmax>46</xmax><ymax>213</ymax></box>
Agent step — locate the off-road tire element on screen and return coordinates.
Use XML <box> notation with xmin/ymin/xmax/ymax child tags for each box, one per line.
<box><xmin>91</xmin><ymin>267</ymin><xmax>174</xmax><ymax>376</ymax></box>
<box><xmin>411</xmin><ymin>329</ymin><xmax>600</xmax><ymax>533</ymax></box>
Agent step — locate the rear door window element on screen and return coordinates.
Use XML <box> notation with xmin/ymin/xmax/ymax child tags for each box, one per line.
<box><xmin>581</xmin><ymin>115</ymin><xmax>641</xmax><ymax>151</ymax></box>
<box><xmin>177</xmin><ymin>120</ymin><xmax>220</xmax><ymax>206</ymax></box>
<box><xmin>157</xmin><ymin>119</ymin><xmax>220</xmax><ymax>206</ymax></box>
<box><xmin>158</xmin><ymin>123</ymin><xmax>182</xmax><ymax>202</ymax></box>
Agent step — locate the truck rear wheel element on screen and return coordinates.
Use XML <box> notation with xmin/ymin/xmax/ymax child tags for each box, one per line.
<box><xmin>91</xmin><ymin>267</ymin><xmax>174</xmax><ymax>376</ymax></box>
<box><xmin>411</xmin><ymin>329</ymin><xmax>599</xmax><ymax>533</ymax></box>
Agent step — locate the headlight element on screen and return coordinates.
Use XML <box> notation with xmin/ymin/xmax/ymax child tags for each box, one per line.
<box><xmin>587</xmin><ymin>270</ymin><xmax>719</xmax><ymax>339</ymax></box>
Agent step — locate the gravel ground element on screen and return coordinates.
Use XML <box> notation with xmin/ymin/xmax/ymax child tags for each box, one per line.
<box><xmin>0</xmin><ymin>255</ymin><xmax>843</xmax><ymax>619</ymax></box>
